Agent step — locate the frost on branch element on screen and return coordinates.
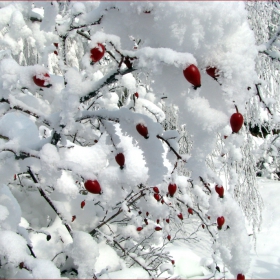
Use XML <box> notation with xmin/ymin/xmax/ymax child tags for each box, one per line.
<box><xmin>0</xmin><ymin>1</ymin><xmax>267</xmax><ymax>279</ymax></box>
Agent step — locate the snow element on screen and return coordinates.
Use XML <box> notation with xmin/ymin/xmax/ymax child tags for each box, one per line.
<box><xmin>0</xmin><ymin>1</ymin><xmax>279</xmax><ymax>279</ymax></box>
<box><xmin>65</xmin><ymin>231</ymin><xmax>99</xmax><ymax>278</ymax></box>
<box><xmin>247</xmin><ymin>178</ymin><xmax>280</xmax><ymax>279</ymax></box>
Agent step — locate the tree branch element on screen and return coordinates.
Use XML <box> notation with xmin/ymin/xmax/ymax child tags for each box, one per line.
<box><xmin>156</xmin><ymin>135</ymin><xmax>183</xmax><ymax>161</ymax></box>
<box><xmin>80</xmin><ymin>68</ymin><xmax>137</xmax><ymax>103</ymax></box>
<box><xmin>27</xmin><ymin>167</ymin><xmax>73</xmax><ymax>238</ymax></box>
<box><xmin>255</xmin><ymin>84</ymin><xmax>273</xmax><ymax>115</ymax></box>
<box><xmin>89</xmin><ymin>191</ymin><xmax>146</xmax><ymax>236</ymax></box>
<box><xmin>0</xmin><ymin>98</ymin><xmax>50</xmax><ymax>126</ymax></box>
<box><xmin>1</xmin><ymin>149</ymin><xmax>40</xmax><ymax>160</ymax></box>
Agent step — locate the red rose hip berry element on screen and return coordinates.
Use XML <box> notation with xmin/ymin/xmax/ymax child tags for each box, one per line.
<box><xmin>84</xmin><ymin>180</ymin><xmax>102</xmax><ymax>194</ymax></box>
<box><xmin>183</xmin><ymin>64</ymin><xmax>201</xmax><ymax>89</ymax></box>
<box><xmin>168</xmin><ymin>183</ymin><xmax>177</xmax><ymax>197</ymax></box>
<box><xmin>136</xmin><ymin>123</ymin><xmax>149</xmax><ymax>139</ymax></box>
<box><xmin>90</xmin><ymin>43</ymin><xmax>105</xmax><ymax>62</ymax></box>
<box><xmin>217</xmin><ymin>216</ymin><xmax>225</xmax><ymax>230</ymax></box>
<box><xmin>230</xmin><ymin>113</ymin><xmax>244</xmax><ymax>133</ymax></box>
<box><xmin>115</xmin><ymin>153</ymin><xmax>125</xmax><ymax>169</ymax></box>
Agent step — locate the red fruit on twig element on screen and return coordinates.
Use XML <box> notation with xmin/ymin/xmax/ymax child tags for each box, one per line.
<box><xmin>134</xmin><ymin>92</ymin><xmax>139</xmax><ymax>98</ymax></box>
<box><xmin>202</xmin><ymin>224</ymin><xmax>205</xmax><ymax>229</ymax></box>
<box><xmin>156</xmin><ymin>219</ymin><xmax>160</xmax><ymax>224</ymax></box>
<box><xmin>230</xmin><ymin>113</ymin><xmax>244</xmax><ymax>133</ymax></box>
<box><xmin>14</xmin><ymin>174</ymin><xmax>16</xmax><ymax>180</ymax></box>
<box><xmin>33</xmin><ymin>73</ymin><xmax>51</xmax><ymax>87</ymax></box>
<box><xmin>90</xmin><ymin>43</ymin><xmax>105</xmax><ymax>62</ymax></box>
<box><xmin>137</xmin><ymin>227</ymin><xmax>143</xmax><ymax>231</ymax></box>
<box><xmin>53</xmin><ymin>43</ymin><xmax>58</xmax><ymax>48</ymax></box>
<box><xmin>153</xmin><ymin>186</ymin><xmax>159</xmax><ymax>193</ymax></box>
<box><xmin>166</xmin><ymin>218</ymin><xmax>170</xmax><ymax>224</ymax></box>
<box><xmin>72</xmin><ymin>215</ymin><xmax>76</xmax><ymax>222</ymax></box>
<box><xmin>171</xmin><ymin>260</ymin><xmax>175</xmax><ymax>265</ymax></box>
<box><xmin>155</xmin><ymin>226</ymin><xmax>162</xmax><ymax>231</ymax></box>
<box><xmin>167</xmin><ymin>235</ymin><xmax>171</xmax><ymax>241</ymax></box>
<box><xmin>144</xmin><ymin>218</ymin><xmax>148</xmax><ymax>225</ymax></box>
<box><xmin>177</xmin><ymin>213</ymin><xmax>183</xmax><ymax>220</ymax></box>
<box><xmin>146</xmin><ymin>211</ymin><xmax>149</xmax><ymax>216</ymax></box>
<box><xmin>161</xmin><ymin>199</ymin><xmax>164</xmax><ymax>204</ymax></box>
<box><xmin>154</xmin><ymin>193</ymin><xmax>160</xmax><ymax>201</ymax></box>
<box><xmin>206</xmin><ymin>66</ymin><xmax>219</xmax><ymax>79</ymax></box>
<box><xmin>136</xmin><ymin>123</ymin><xmax>149</xmax><ymax>139</ymax></box>
<box><xmin>84</xmin><ymin>180</ymin><xmax>102</xmax><ymax>194</ymax></box>
<box><xmin>188</xmin><ymin>208</ymin><xmax>193</xmax><ymax>215</ymax></box>
<box><xmin>168</xmin><ymin>183</ymin><xmax>177</xmax><ymax>197</ymax></box>
<box><xmin>115</xmin><ymin>153</ymin><xmax>125</xmax><ymax>169</ymax></box>
<box><xmin>217</xmin><ymin>216</ymin><xmax>225</xmax><ymax>230</ymax></box>
<box><xmin>183</xmin><ymin>64</ymin><xmax>201</xmax><ymax>89</ymax></box>
<box><xmin>237</xmin><ymin>274</ymin><xmax>245</xmax><ymax>280</ymax></box>
<box><xmin>215</xmin><ymin>185</ymin><xmax>224</xmax><ymax>198</ymax></box>
<box><xmin>81</xmin><ymin>200</ymin><xmax>85</xmax><ymax>209</ymax></box>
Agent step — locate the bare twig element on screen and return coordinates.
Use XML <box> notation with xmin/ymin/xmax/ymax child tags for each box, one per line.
<box><xmin>255</xmin><ymin>84</ymin><xmax>273</xmax><ymax>115</ymax></box>
<box><xmin>90</xmin><ymin>191</ymin><xmax>146</xmax><ymax>236</ymax></box>
<box><xmin>80</xmin><ymin>68</ymin><xmax>137</xmax><ymax>103</ymax></box>
<box><xmin>156</xmin><ymin>134</ymin><xmax>183</xmax><ymax>161</ymax></box>
<box><xmin>27</xmin><ymin>167</ymin><xmax>73</xmax><ymax>238</ymax></box>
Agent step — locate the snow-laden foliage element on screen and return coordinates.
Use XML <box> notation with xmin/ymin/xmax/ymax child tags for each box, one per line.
<box><xmin>0</xmin><ymin>1</ymin><xmax>265</xmax><ymax>279</ymax></box>
<box><xmin>246</xmin><ymin>1</ymin><xmax>280</xmax><ymax>180</ymax></box>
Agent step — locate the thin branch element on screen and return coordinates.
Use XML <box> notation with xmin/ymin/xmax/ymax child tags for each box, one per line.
<box><xmin>76</xmin><ymin>30</ymin><xmax>91</xmax><ymax>40</ymax></box>
<box><xmin>27</xmin><ymin>244</ymin><xmax>36</xmax><ymax>258</ymax></box>
<box><xmin>89</xmin><ymin>191</ymin><xmax>146</xmax><ymax>236</ymax></box>
<box><xmin>199</xmin><ymin>176</ymin><xmax>212</xmax><ymax>193</ymax></box>
<box><xmin>264</xmin><ymin>25</ymin><xmax>280</xmax><ymax>50</ymax></box>
<box><xmin>156</xmin><ymin>135</ymin><xmax>183</xmax><ymax>161</ymax></box>
<box><xmin>113</xmin><ymin>240</ymin><xmax>152</xmax><ymax>276</ymax></box>
<box><xmin>255</xmin><ymin>84</ymin><xmax>273</xmax><ymax>115</ymax></box>
<box><xmin>0</xmin><ymin>134</ymin><xmax>9</xmax><ymax>141</ymax></box>
<box><xmin>80</xmin><ymin>68</ymin><xmax>137</xmax><ymax>103</ymax></box>
<box><xmin>27</xmin><ymin>167</ymin><xmax>73</xmax><ymax>238</ymax></box>
<box><xmin>259</xmin><ymin>50</ymin><xmax>280</xmax><ymax>62</ymax></box>
<box><xmin>69</xmin><ymin>16</ymin><xmax>103</xmax><ymax>31</ymax></box>
<box><xmin>1</xmin><ymin>149</ymin><xmax>40</xmax><ymax>160</ymax></box>
<box><xmin>176</xmin><ymin>197</ymin><xmax>215</xmax><ymax>239</ymax></box>
<box><xmin>0</xmin><ymin>98</ymin><xmax>50</xmax><ymax>126</ymax></box>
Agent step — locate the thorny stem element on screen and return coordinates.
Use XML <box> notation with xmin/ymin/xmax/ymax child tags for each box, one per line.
<box><xmin>27</xmin><ymin>167</ymin><xmax>73</xmax><ymax>238</ymax></box>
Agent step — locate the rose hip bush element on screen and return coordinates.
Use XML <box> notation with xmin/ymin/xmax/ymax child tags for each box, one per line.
<box><xmin>0</xmin><ymin>1</ymin><xmax>268</xmax><ymax>279</ymax></box>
